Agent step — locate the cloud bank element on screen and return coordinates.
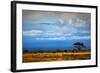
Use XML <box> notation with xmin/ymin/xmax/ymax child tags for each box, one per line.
<box><xmin>22</xmin><ymin>10</ymin><xmax>91</xmax><ymax>40</ymax></box>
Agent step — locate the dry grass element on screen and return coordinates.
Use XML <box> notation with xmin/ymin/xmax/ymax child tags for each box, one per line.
<box><xmin>23</xmin><ymin>51</ymin><xmax>91</xmax><ymax>63</ymax></box>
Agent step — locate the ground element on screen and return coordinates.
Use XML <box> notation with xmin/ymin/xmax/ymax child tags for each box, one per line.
<box><xmin>23</xmin><ymin>51</ymin><xmax>91</xmax><ymax>63</ymax></box>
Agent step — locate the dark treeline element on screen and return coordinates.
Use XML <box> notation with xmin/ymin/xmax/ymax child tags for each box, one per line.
<box><xmin>23</xmin><ymin>42</ymin><xmax>91</xmax><ymax>53</ymax></box>
<box><xmin>23</xmin><ymin>49</ymin><xmax>91</xmax><ymax>53</ymax></box>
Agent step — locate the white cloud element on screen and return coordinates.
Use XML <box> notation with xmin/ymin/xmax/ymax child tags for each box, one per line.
<box><xmin>23</xmin><ymin>26</ymin><xmax>90</xmax><ymax>39</ymax></box>
<box><xmin>67</xmin><ymin>18</ymin><xmax>88</xmax><ymax>28</ymax></box>
<box><xmin>34</xmin><ymin>35</ymin><xmax>90</xmax><ymax>40</ymax></box>
<box><xmin>75</xmin><ymin>19</ymin><xmax>86</xmax><ymax>27</ymax></box>
<box><xmin>78</xmin><ymin>30</ymin><xmax>90</xmax><ymax>34</ymax></box>
<box><xmin>22</xmin><ymin>26</ymin><xmax>78</xmax><ymax>38</ymax></box>
<box><xmin>23</xmin><ymin>30</ymin><xmax>43</xmax><ymax>36</ymax></box>
<box><xmin>69</xmin><ymin>36</ymin><xmax>90</xmax><ymax>40</ymax></box>
<box><xmin>44</xmin><ymin>32</ymin><xmax>63</xmax><ymax>37</ymax></box>
<box><xmin>35</xmin><ymin>37</ymin><xmax>66</xmax><ymax>40</ymax></box>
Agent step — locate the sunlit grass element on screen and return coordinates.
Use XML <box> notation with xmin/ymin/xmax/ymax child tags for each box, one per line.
<box><xmin>23</xmin><ymin>51</ymin><xmax>91</xmax><ymax>63</ymax></box>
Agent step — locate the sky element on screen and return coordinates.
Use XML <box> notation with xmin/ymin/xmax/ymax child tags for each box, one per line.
<box><xmin>22</xmin><ymin>10</ymin><xmax>91</xmax><ymax>51</ymax></box>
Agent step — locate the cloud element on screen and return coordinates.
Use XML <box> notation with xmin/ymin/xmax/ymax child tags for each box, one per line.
<box><xmin>23</xmin><ymin>20</ymin><xmax>90</xmax><ymax>40</ymax></box>
<box><xmin>23</xmin><ymin>10</ymin><xmax>90</xmax><ymax>28</ymax></box>
<box><xmin>34</xmin><ymin>35</ymin><xmax>90</xmax><ymax>40</ymax></box>
<box><xmin>23</xmin><ymin>29</ymin><xmax>75</xmax><ymax>38</ymax></box>
<box><xmin>43</xmin><ymin>31</ymin><xmax>63</xmax><ymax>37</ymax></box>
<box><xmin>35</xmin><ymin>37</ymin><xmax>66</xmax><ymax>40</ymax></box>
<box><xmin>23</xmin><ymin>29</ymin><xmax>90</xmax><ymax>41</ymax></box>
<box><xmin>23</xmin><ymin>21</ymin><xmax>79</xmax><ymax>37</ymax></box>
<box><xmin>74</xmin><ymin>18</ymin><xmax>86</xmax><ymax>27</ymax></box>
<box><xmin>23</xmin><ymin>30</ymin><xmax>43</xmax><ymax>36</ymax></box>
<box><xmin>22</xmin><ymin>11</ymin><xmax>90</xmax><ymax>39</ymax></box>
<box><xmin>67</xmin><ymin>18</ymin><xmax>88</xmax><ymax>28</ymax></box>
<box><xmin>78</xmin><ymin>30</ymin><xmax>90</xmax><ymax>34</ymax></box>
<box><xmin>69</xmin><ymin>36</ymin><xmax>90</xmax><ymax>40</ymax></box>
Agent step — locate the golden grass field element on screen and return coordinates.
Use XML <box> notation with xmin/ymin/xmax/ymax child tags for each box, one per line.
<box><xmin>23</xmin><ymin>51</ymin><xmax>91</xmax><ymax>63</ymax></box>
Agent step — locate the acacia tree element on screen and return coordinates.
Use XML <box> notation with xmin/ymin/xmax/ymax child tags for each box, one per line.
<box><xmin>73</xmin><ymin>42</ymin><xmax>86</xmax><ymax>51</ymax></box>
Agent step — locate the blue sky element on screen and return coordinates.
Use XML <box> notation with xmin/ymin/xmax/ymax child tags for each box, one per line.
<box><xmin>22</xmin><ymin>10</ymin><xmax>91</xmax><ymax>51</ymax></box>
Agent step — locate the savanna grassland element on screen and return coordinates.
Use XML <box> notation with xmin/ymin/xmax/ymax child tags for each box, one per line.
<box><xmin>23</xmin><ymin>51</ymin><xmax>91</xmax><ymax>63</ymax></box>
